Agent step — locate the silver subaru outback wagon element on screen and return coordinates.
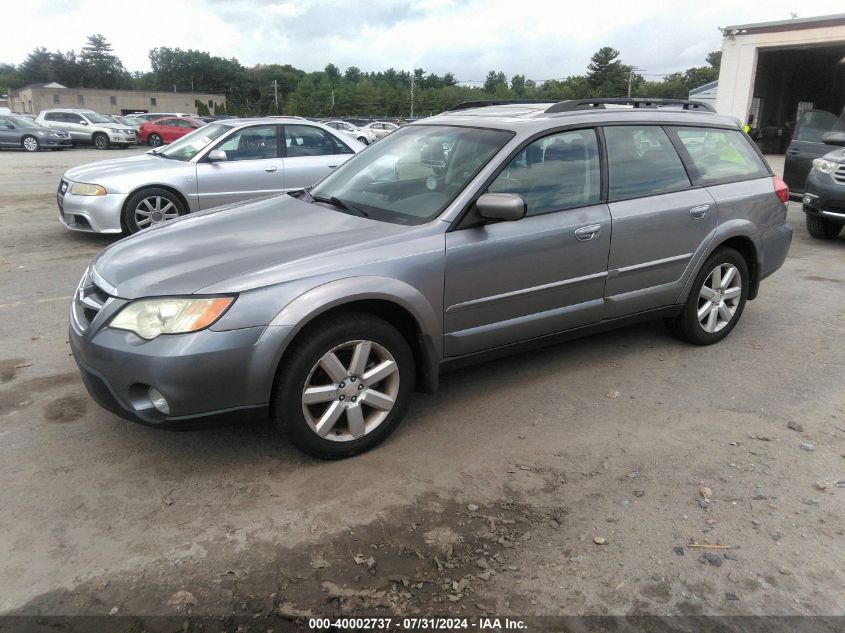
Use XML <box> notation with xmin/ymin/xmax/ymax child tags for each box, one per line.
<box><xmin>69</xmin><ymin>98</ymin><xmax>793</xmax><ymax>459</ymax></box>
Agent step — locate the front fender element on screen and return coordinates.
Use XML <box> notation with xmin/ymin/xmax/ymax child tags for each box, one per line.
<box><xmin>269</xmin><ymin>275</ymin><xmax>442</xmax><ymax>359</ymax></box>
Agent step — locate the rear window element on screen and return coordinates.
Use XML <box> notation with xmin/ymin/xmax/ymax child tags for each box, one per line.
<box><xmin>672</xmin><ymin>127</ymin><xmax>769</xmax><ymax>184</ymax></box>
<box><xmin>604</xmin><ymin>126</ymin><xmax>690</xmax><ymax>200</ymax></box>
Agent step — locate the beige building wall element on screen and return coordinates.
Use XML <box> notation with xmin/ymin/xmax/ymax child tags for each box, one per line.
<box><xmin>716</xmin><ymin>17</ymin><xmax>845</xmax><ymax>122</ymax></box>
<box><xmin>10</xmin><ymin>86</ymin><xmax>226</xmax><ymax>116</ymax></box>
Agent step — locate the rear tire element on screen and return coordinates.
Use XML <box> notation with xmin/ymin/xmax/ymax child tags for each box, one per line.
<box><xmin>21</xmin><ymin>135</ymin><xmax>39</xmax><ymax>152</ymax></box>
<box><xmin>805</xmin><ymin>214</ymin><xmax>843</xmax><ymax>239</ymax></box>
<box><xmin>273</xmin><ymin>312</ymin><xmax>415</xmax><ymax>459</ymax></box>
<box><xmin>148</xmin><ymin>134</ymin><xmax>163</xmax><ymax>147</ymax></box>
<box><xmin>93</xmin><ymin>133</ymin><xmax>109</xmax><ymax>149</ymax></box>
<box><xmin>357</xmin><ymin>136</ymin><xmax>369</xmax><ymax>145</ymax></box>
<box><xmin>665</xmin><ymin>247</ymin><xmax>749</xmax><ymax>346</ymax></box>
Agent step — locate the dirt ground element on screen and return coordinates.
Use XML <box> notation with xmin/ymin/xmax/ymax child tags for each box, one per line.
<box><xmin>0</xmin><ymin>148</ymin><xmax>843</xmax><ymax>626</ymax></box>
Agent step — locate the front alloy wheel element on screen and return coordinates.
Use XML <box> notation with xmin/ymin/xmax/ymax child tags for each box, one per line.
<box><xmin>22</xmin><ymin>135</ymin><xmax>39</xmax><ymax>152</ymax></box>
<box><xmin>302</xmin><ymin>340</ymin><xmax>400</xmax><ymax>441</ymax></box>
<box><xmin>274</xmin><ymin>312</ymin><xmax>414</xmax><ymax>458</ymax></box>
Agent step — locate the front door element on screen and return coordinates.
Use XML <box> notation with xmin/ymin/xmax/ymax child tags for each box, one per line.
<box><xmin>444</xmin><ymin>128</ymin><xmax>610</xmax><ymax>357</ymax></box>
<box><xmin>0</xmin><ymin>116</ymin><xmax>15</xmax><ymax>146</ymax></box>
<box><xmin>601</xmin><ymin>125</ymin><xmax>716</xmax><ymax>317</ymax></box>
<box><xmin>195</xmin><ymin>124</ymin><xmax>285</xmax><ymax>209</ymax></box>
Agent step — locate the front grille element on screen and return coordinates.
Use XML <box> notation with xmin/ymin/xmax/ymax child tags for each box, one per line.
<box><xmin>834</xmin><ymin>164</ymin><xmax>845</xmax><ymax>186</ymax></box>
<box><xmin>73</xmin><ymin>271</ymin><xmax>114</xmax><ymax>332</ymax></box>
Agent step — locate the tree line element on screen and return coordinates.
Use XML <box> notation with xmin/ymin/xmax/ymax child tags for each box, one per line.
<box><xmin>0</xmin><ymin>36</ymin><xmax>721</xmax><ymax>118</ymax></box>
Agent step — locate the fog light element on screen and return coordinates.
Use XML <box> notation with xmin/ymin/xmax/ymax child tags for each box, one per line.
<box><xmin>803</xmin><ymin>194</ymin><xmax>818</xmax><ymax>206</ymax></box>
<box><xmin>148</xmin><ymin>387</ymin><xmax>170</xmax><ymax>415</ymax></box>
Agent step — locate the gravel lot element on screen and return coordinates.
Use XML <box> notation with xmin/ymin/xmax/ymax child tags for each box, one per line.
<box><xmin>0</xmin><ymin>147</ymin><xmax>843</xmax><ymax>622</ymax></box>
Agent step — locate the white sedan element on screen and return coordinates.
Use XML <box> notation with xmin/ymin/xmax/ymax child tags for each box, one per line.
<box><xmin>363</xmin><ymin>121</ymin><xmax>400</xmax><ymax>139</ymax></box>
<box><xmin>324</xmin><ymin>120</ymin><xmax>377</xmax><ymax>145</ymax></box>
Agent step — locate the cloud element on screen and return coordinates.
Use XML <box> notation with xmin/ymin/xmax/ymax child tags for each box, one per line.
<box><xmin>3</xmin><ymin>0</ymin><xmax>841</xmax><ymax>81</ymax></box>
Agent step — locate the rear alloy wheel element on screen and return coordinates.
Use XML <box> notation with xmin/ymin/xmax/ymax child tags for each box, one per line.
<box><xmin>805</xmin><ymin>214</ymin><xmax>843</xmax><ymax>239</ymax></box>
<box><xmin>357</xmin><ymin>136</ymin><xmax>369</xmax><ymax>145</ymax></box>
<box><xmin>148</xmin><ymin>133</ymin><xmax>163</xmax><ymax>147</ymax></box>
<box><xmin>21</xmin><ymin>135</ymin><xmax>39</xmax><ymax>152</ymax></box>
<box><xmin>93</xmin><ymin>133</ymin><xmax>109</xmax><ymax>149</ymax></box>
<box><xmin>274</xmin><ymin>313</ymin><xmax>414</xmax><ymax>459</ymax></box>
<box><xmin>123</xmin><ymin>188</ymin><xmax>185</xmax><ymax>234</ymax></box>
<box><xmin>665</xmin><ymin>247</ymin><xmax>748</xmax><ymax>345</ymax></box>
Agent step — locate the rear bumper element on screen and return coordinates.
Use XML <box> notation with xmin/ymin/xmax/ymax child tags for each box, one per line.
<box><xmin>759</xmin><ymin>222</ymin><xmax>793</xmax><ymax>281</ymax></box>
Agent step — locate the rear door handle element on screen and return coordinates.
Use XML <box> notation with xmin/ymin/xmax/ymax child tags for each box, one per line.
<box><xmin>264</xmin><ymin>166</ymin><xmax>278</xmax><ymax>173</ymax></box>
<box><xmin>689</xmin><ymin>204</ymin><xmax>710</xmax><ymax>220</ymax></box>
<box><xmin>574</xmin><ymin>224</ymin><xmax>601</xmax><ymax>241</ymax></box>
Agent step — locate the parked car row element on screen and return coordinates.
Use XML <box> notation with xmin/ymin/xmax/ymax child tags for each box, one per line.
<box><xmin>782</xmin><ymin>108</ymin><xmax>845</xmax><ymax>240</ymax></box>
<box><xmin>64</xmin><ymin>98</ymin><xmax>793</xmax><ymax>459</ymax></box>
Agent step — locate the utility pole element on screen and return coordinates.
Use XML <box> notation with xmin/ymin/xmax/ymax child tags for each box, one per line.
<box><xmin>627</xmin><ymin>67</ymin><xmax>641</xmax><ymax>98</ymax></box>
<box><xmin>272</xmin><ymin>80</ymin><xmax>279</xmax><ymax>112</ymax></box>
<box><xmin>410</xmin><ymin>73</ymin><xmax>415</xmax><ymax>118</ymax></box>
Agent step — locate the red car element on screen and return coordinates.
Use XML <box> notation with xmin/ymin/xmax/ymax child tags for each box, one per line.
<box><xmin>139</xmin><ymin>116</ymin><xmax>205</xmax><ymax>147</ymax></box>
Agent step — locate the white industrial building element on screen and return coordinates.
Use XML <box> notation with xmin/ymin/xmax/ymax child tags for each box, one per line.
<box><xmin>715</xmin><ymin>13</ymin><xmax>845</xmax><ymax>131</ymax></box>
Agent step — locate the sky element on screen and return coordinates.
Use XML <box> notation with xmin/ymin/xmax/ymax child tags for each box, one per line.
<box><xmin>3</xmin><ymin>0</ymin><xmax>840</xmax><ymax>81</ymax></box>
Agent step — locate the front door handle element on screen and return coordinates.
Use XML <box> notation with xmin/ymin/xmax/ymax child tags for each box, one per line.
<box><xmin>574</xmin><ymin>224</ymin><xmax>601</xmax><ymax>241</ymax></box>
<box><xmin>264</xmin><ymin>166</ymin><xmax>278</xmax><ymax>173</ymax></box>
<box><xmin>328</xmin><ymin>164</ymin><xmax>339</xmax><ymax>170</ymax></box>
<box><xmin>786</xmin><ymin>149</ymin><xmax>799</xmax><ymax>156</ymax></box>
<box><xmin>689</xmin><ymin>204</ymin><xmax>710</xmax><ymax>220</ymax></box>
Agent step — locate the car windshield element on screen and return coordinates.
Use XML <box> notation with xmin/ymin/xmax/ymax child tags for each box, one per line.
<box><xmin>310</xmin><ymin>124</ymin><xmax>513</xmax><ymax>225</ymax></box>
<box><xmin>84</xmin><ymin>112</ymin><xmax>112</xmax><ymax>124</ymax></box>
<box><xmin>155</xmin><ymin>123</ymin><xmax>231</xmax><ymax>161</ymax></box>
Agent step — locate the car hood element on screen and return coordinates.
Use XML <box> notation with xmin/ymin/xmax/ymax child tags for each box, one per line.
<box><xmin>92</xmin><ymin>195</ymin><xmax>413</xmax><ymax>298</ymax></box>
<box><xmin>64</xmin><ymin>153</ymin><xmax>189</xmax><ymax>184</ymax></box>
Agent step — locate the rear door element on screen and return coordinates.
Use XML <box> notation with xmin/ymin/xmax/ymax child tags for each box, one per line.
<box><xmin>444</xmin><ymin>128</ymin><xmax>610</xmax><ymax>357</ymax></box>
<box><xmin>195</xmin><ymin>123</ymin><xmax>285</xmax><ymax>209</ymax></box>
<box><xmin>784</xmin><ymin>110</ymin><xmax>845</xmax><ymax>193</ymax></box>
<box><xmin>602</xmin><ymin>124</ymin><xmax>716</xmax><ymax>318</ymax></box>
<box><xmin>281</xmin><ymin>124</ymin><xmax>356</xmax><ymax>190</ymax></box>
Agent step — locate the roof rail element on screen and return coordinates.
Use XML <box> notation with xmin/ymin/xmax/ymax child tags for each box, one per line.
<box><xmin>545</xmin><ymin>98</ymin><xmax>715</xmax><ymax>113</ymax></box>
<box><xmin>447</xmin><ymin>99</ymin><xmax>558</xmax><ymax>112</ymax></box>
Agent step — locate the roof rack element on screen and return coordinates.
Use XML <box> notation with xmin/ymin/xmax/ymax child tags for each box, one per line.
<box><xmin>545</xmin><ymin>98</ymin><xmax>715</xmax><ymax>113</ymax></box>
<box><xmin>447</xmin><ymin>99</ymin><xmax>559</xmax><ymax>112</ymax></box>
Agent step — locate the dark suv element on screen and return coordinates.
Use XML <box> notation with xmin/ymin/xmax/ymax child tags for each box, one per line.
<box><xmin>70</xmin><ymin>98</ymin><xmax>793</xmax><ymax>458</ymax></box>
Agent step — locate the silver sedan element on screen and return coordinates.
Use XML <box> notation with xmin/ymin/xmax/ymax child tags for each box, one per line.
<box><xmin>57</xmin><ymin>117</ymin><xmax>364</xmax><ymax>234</ymax></box>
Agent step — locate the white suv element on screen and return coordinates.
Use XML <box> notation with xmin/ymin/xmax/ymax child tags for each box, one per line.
<box><xmin>36</xmin><ymin>109</ymin><xmax>137</xmax><ymax>149</ymax></box>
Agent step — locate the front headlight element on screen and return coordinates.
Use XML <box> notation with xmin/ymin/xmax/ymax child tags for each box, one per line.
<box><xmin>812</xmin><ymin>158</ymin><xmax>839</xmax><ymax>175</ymax></box>
<box><xmin>122</xmin><ymin>129</ymin><xmax>133</xmax><ymax>134</ymax></box>
<box><xmin>69</xmin><ymin>182</ymin><xmax>107</xmax><ymax>196</ymax></box>
<box><xmin>109</xmin><ymin>296</ymin><xmax>235</xmax><ymax>340</ymax></box>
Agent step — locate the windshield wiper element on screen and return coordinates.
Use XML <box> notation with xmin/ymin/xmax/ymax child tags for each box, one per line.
<box><xmin>312</xmin><ymin>194</ymin><xmax>369</xmax><ymax>218</ymax></box>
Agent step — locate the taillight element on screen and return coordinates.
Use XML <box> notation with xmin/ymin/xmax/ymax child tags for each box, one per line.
<box><xmin>773</xmin><ymin>176</ymin><xmax>789</xmax><ymax>204</ymax></box>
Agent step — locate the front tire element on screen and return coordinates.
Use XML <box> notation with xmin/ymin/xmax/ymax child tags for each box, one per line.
<box><xmin>93</xmin><ymin>133</ymin><xmax>110</xmax><ymax>149</ymax></box>
<box><xmin>805</xmin><ymin>214</ymin><xmax>843</xmax><ymax>239</ymax></box>
<box><xmin>22</xmin><ymin>135</ymin><xmax>39</xmax><ymax>152</ymax></box>
<box><xmin>122</xmin><ymin>188</ymin><xmax>185</xmax><ymax>234</ymax></box>
<box><xmin>273</xmin><ymin>312</ymin><xmax>415</xmax><ymax>459</ymax></box>
<box><xmin>148</xmin><ymin>134</ymin><xmax>163</xmax><ymax>147</ymax></box>
<box><xmin>665</xmin><ymin>247</ymin><xmax>749</xmax><ymax>346</ymax></box>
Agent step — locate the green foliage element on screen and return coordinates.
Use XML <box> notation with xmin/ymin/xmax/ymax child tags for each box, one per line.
<box><xmin>0</xmin><ymin>40</ymin><xmax>724</xmax><ymax>116</ymax></box>
<box><xmin>195</xmin><ymin>100</ymin><xmax>210</xmax><ymax>116</ymax></box>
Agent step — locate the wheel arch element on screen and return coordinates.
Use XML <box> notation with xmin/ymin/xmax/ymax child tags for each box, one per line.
<box><xmin>120</xmin><ymin>184</ymin><xmax>191</xmax><ymax>232</ymax></box>
<box><xmin>268</xmin><ymin>279</ymin><xmax>442</xmax><ymax>400</ymax></box>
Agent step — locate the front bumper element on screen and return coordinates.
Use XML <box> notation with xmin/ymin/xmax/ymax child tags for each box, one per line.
<box><xmin>802</xmin><ymin>168</ymin><xmax>845</xmax><ymax>225</ymax></box>
<box><xmin>57</xmin><ymin>178</ymin><xmax>127</xmax><ymax>234</ymax></box>
<box><xmin>69</xmin><ymin>314</ymin><xmax>295</xmax><ymax>429</ymax></box>
<box><xmin>41</xmin><ymin>135</ymin><xmax>72</xmax><ymax>147</ymax></box>
<box><xmin>107</xmin><ymin>133</ymin><xmax>137</xmax><ymax>145</ymax></box>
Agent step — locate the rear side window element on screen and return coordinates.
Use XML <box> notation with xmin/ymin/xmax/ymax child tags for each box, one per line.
<box><xmin>488</xmin><ymin>128</ymin><xmax>601</xmax><ymax>216</ymax></box>
<box><xmin>604</xmin><ymin>126</ymin><xmax>690</xmax><ymax>200</ymax></box>
<box><xmin>672</xmin><ymin>127</ymin><xmax>769</xmax><ymax>184</ymax></box>
<box><xmin>44</xmin><ymin>112</ymin><xmax>60</xmax><ymax>121</ymax></box>
<box><xmin>285</xmin><ymin>125</ymin><xmax>353</xmax><ymax>157</ymax></box>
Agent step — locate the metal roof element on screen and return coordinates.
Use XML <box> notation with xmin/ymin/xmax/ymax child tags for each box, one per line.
<box><xmin>722</xmin><ymin>13</ymin><xmax>845</xmax><ymax>35</ymax></box>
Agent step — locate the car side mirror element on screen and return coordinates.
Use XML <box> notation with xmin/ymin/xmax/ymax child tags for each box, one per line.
<box><xmin>207</xmin><ymin>149</ymin><xmax>228</xmax><ymax>162</ymax></box>
<box><xmin>822</xmin><ymin>131</ymin><xmax>845</xmax><ymax>147</ymax></box>
<box><xmin>5</xmin><ymin>124</ymin><xmax>13</xmax><ymax>129</ymax></box>
<box><xmin>475</xmin><ymin>193</ymin><xmax>526</xmax><ymax>222</ymax></box>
